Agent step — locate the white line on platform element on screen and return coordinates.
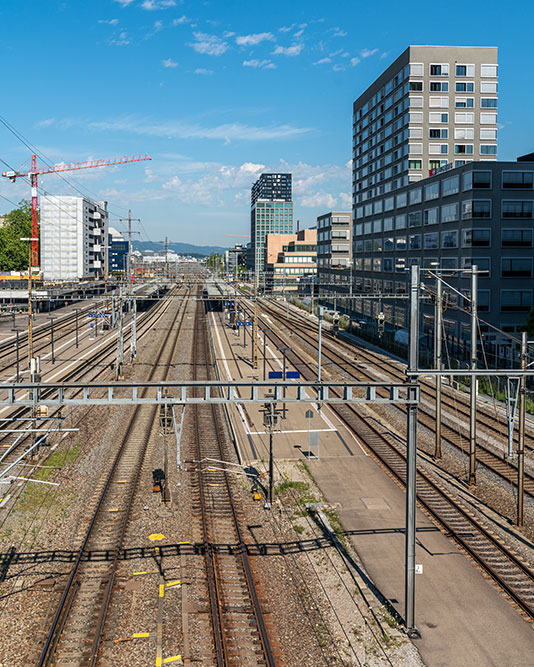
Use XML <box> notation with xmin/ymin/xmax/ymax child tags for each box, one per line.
<box><xmin>249</xmin><ymin>428</ymin><xmax>336</xmax><ymax>435</ymax></box>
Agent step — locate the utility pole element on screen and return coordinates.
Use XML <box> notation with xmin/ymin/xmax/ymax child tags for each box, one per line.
<box><xmin>252</xmin><ymin>272</ymin><xmax>259</xmax><ymax>370</ymax></box>
<box><xmin>21</xmin><ymin>237</ymin><xmax>38</xmax><ymax>367</ymax></box>
<box><xmin>48</xmin><ymin>316</ymin><xmax>56</xmax><ymax>364</ymax></box>
<box><xmin>517</xmin><ymin>331</ymin><xmax>527</xmax><ymax>526</ymax></box>
<box><xmin>74</xmin><ymin>308</ymin><xmax>80</xmax><ymax>348</ymax></box>
<box><xmin>130</xmin><ymin>297</ymin><xmax>137</xmax><ymax>361</ymax></box>
<box><xmin>468</xmin><ymin>266</ymin><xmax>478</xmax><ymax>487</ymax></box>
<box><xmin>11</xmin><ymin>328</ymin><xmax>23</xmax><ymax>382</ymax></box>
<box><xmin>165</xmin><ymin>236</ymin><xmax>169</xmax><ymax>280</ymax></box>
<box><xmin>278</xmin><ymin>346</ymin><xmax>290</xmax><ymax>419</ymax></box>
<box><xmin>405</xmin><ymin>263</ymin><xmax>420</xmax><ymax>638</ymax></box>
<box><xmin>317</xmin><ymin>306</ymin><xmax>324</xmax><ymax>383</ymax></box>
<box><xmin>117</xmin><ymin>285</ymin><xmax>124</xmax><ymax>379</ymax></box>
<box><xmin>119</xmin><ymin>210</ymin><xmax>140</xmax><ymax>311</ymax></box>
<box><xmin>434</xmin><ymin>276</ymin><xmax>443</xmax><ymax>459</ymax></box>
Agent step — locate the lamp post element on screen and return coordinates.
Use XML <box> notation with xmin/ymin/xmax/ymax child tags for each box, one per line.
<box><xmin>48</xmin><ymin>316</ymin><xmax>56</xmax><ymax>364</ymax></box>
<box><xmin>73</xmin><ymin>308</ymin><xmax>80</xmax><ymax>348</ymax></box>
<box><xmin>317</xmin><ymin>306</ymin><xmax>324</xmax><ymax>383</ymax></box>
<box><xmin>260</xmin><ymin>327</ymin><xmax>269</xmax><ymax>381</ymax></box>
<box><xmin>277</xmin><ymin>346</ymin><xmax>290</xmax><ymax>419</ymax></box>
<box><xmin>20</xmin><ymin>237</ymin><xmax>38</xmax><ymax>368</ymax></box>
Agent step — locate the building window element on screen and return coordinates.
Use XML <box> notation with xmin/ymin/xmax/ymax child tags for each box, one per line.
<box><xmin>424</xmin><ymin>232</ymin><xmax>439</xmax><ymax>249</ymax></box>
<box><xmin>384</xmin><ymin>237</ymin><xmax>394</xmax><ymax>252</ymax></box>
<box><xmin>410</xmin><ymin>63</ymin><xmax>424</xmax><ymax>76</ymax></box>
<box><xmin>383</xmin><ymin>217</ymin><xmax>394</xmax><ymax>231</ymax></box>
<box><xmin>480</xmin><ymin>113</ymin><xmax>497</xmax><ymax>125</ymax></box>
<box><xmin>455</xmin><ymin>112</ymin><xmax>474</xmax><ymax>124</ymax></box>
<box><xmin>429</xmin><ymin>97</ymin><xmax>449</xmax><ymax>108</ymax></box>
<box><xmin>480</xmin><ymin>145</ymin><xmax>497</xmax><ymax>155</ymax></box>
<box><xmin>430</xmin><ymin>81</ymin><xmax>449</xmax><ymax>92</ymax></box>
<box><xmin>429</xmin><ymin>143</ymin><xmax>448</xmax><ymax>154</ymax></box>
<box><xmin>501</xmin><ymin>258</ymin><xmax>533</xmax><ymax>278</ymax></box>
<box><xmin>424</xmin><ymin>208</ymin><xmax>439</xmax><ymax>225</ymax></box>
<box><xmin>455</xmin><ymin>144</ymin><xmax>474</xmax><ymax>155</ymax></box>
<box><xmin>395</xmin><ymin>214</ymin><xmax>407</xmax><ymax>229</ymax></box>
<box><xmin>462</xmin><ymin>229</ymin><xmax>491</xmax><ymax>247</ymax></box>
<box><xmin>477</xmin><ymin>290</ymin><xmax>490</xmax><ymax>312</ymax></box>
<box><xmin>395</xmin><ymin>258</ymin><xmax>406</xmax><ymax>273</ymax></box>
<box><xmin>481</xmin><ymin>98</ymin><xmax>498</xmax><ymax>108</ymax></box>
<box><xmin>455</xmin><ymin>97</ymin><xmax>474</xmax><ymax>108</ymax></box>
<box><xmin>501</xmin><ymin>229</ymin><xmax>533</xmax><ymax>247</ymax></box>
<box><xmin>409</xmin><ymin>81</ymin><xmax>423</xmax><ymax>91</ymax></box>
<box><xmin>456</xmin><ymin>64</ymin><xmax>474</xmax><ymax>77</ymax></box>
<box><xmin>409</xmin><ymin>188</ymin><xmax>422</xmax><ymax>204</ymax></box>
<box><xmin>442</xmin><ymin>175</ymin><xmax>460</xmax><ymax>196</ymax></box>
<box><xmin>383</xmin><ymin>258</ymin><xmax>393</xmax><ymax>272</ymax></box>
<box><xmin>481</xmin><ymin>64</ymin><xmax>498</xmax><ymax>77</ymax></box>
<box><xmin>455</xmin><ymin>81</ymin><xmax>474</xmax><ymax>92</ymax></box>
<box><xmin>429</xmin><ymin>112</ymin><xmax>448</xmax><ymax>123</ymax></box>
<box><xmin>502</xmin><ymin>200</ymin><xmax>534</xmax><ymax>218</ymax></box>
<box><xmin>428</xmin><ymin>128</ymin><xmax>448</xmax><ymax>139</ymax></box>
<box><xmin>396</xmin><ymin>236</ymin><xmax>407</xmax><ymax>251</ymax></box>
<box><xmin>408</xmin><ymin>211</ymin><xmax>422</xmax><ymax>227</ymax></box>
<box><xmin>409</xmin><ymin>234</ymin><xmax>421</xmax><ymax>250</ymax></box>
<box><xmin>501</xmin><ymin>291</ymin><xmax>532</xmax><ymax>312</ymax></box>
<box><xmin>480</xmin><ymin>128</ymin><xmax>497</xmax><ymax>140</ymax></box>
<box><xmin>429</xmin><ymin>159</ymin><xmax>448</xmax><ymax>170</ymax></box>
<box><xmin>462</xmin><ymin>200</ymin><xmax>491</xmax><ymax>219</ymax></box>
<box><xmin>441</xmin><ymin>230</ymin><xmax>458</xmax><ymax>248</ymax></box>
<box><xmin>441</xmin><ymin>257</ymin><xmax>458</xmax><ymax>270</ymax></box>
<box><xmin>502</xmin><ymin>171</ymin><xmax>534</xmax><ymax>189</ymax></box>
<box><xmin>409</xmin><ymin>143</ymin><xmax>423</xmax><ymax>154</ymax></box>
<box><xmin>463</xmin><ymin>170</ymin><xmax>491</xmax><ymax>190</ymax></box>
<box><xmin>430</xmin><ymin>63</ymin><xmax>449</xmax><ymax>76</ymax></box>
<box><xmin>424</xmin><ymin>182</ymin><xmax>440</xmax><ymax>200</ymax></box>
<box><xmin>409</xmin><ymin>159</ymin><xmax>422</xmax><ymax>170</ymax></box>
<box><xmin>455</xmin><ymin>127</ymin><xmax>474</xmax><ymax>140</ymax></box>
<box><xmin>480</xmin><ymin>81</ymin><xmax>498</xmax><ymax>93</ymax></box>
<box><xmin>396</xmin><ymin>192</ymin><xmax>407</xmax><ymax>207</ymax></box>
<box><xmin>374</xmin><ymin>237</ymin><xmax>383</xmax><ymax>251</ymax></box>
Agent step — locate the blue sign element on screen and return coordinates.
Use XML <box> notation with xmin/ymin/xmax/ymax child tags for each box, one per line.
<box><xmin>89</xmin><ymin>323</ymin><xmax>94</xmax><ymax>329</ymax></box>
<box><xmin>88</xmin><ymin>313</ymin><xmax>112</xmax><ymax>318</ymax></box>
<box><xmin>236</xmin><ymin>321</ymin><xmax>253</xmax><ymax>326</ymax></box>
<box><xmin>268</xmin><ymin>371</ymin><xmax>283</xmax><ymax>379</ymax></box>
<box><xmin>286</xmin><ymin>371</ymin><xmax>300</xmax><ymax>379</ymax></box>
<box><xmin>224</xmin><ymin>302</ymin><xmax>233</xmax><ymax>306</ymax></box>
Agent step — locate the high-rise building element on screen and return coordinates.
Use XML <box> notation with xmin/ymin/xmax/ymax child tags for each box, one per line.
<box><xmin>249</xmin><ymin>173</ymin><xmax>293</xmax><ymax>278</ymax></box>
<box><xmin>40</xmin><ymin>196</ymin><xmax>108</xmax><ymax>281</ymax></box>
<box><xmin>108</xmin><ymin>226</ymin><xmax>128</xmax><ymax>273</ymax></box>
<box><xmin>352</xmin><ymin>46</ymin><xmax>498</xmax><ymax>206</ymax></box>
<box><xmin>317</xmin><ymin>212</ymin><xmax>353</xmax><ymax>312</ymax></box>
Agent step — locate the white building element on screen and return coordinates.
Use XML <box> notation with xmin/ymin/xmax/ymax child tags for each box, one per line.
<box><xmin>40</xmin><ymin>196</ymin><xmax>108</xmax><ymax>281</ymax></box>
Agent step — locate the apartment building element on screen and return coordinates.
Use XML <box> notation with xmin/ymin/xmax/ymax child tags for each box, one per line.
<box><xmin>264</xmin><ymin>228</ymin><xmax>317</xmax><ymax>292</ymax></box>
<box><xmin>353</xmin><ymin>159</ymin><xmax>534</xmax><ymax>356</ymax></box>
<box><xmin>40</xmin><ymin>196</ymin><xmax>108</xmax><ymax>281</ymax></box>
<box><xmin>108</xmin><ymin>226</ymin><xmax>128</xmax><ymax>273</ymax></box>
<box><xmin>353</xmin><ymin>46</ymin><xmax>498</xmax><ymax>207</ymax></box>
<box><xmin>249</xmin><ymin>173</ymin><xmax>293</xmax><ymax>278</ymax></box>
<box><xmin>317</xmin><ymin>211</ymin><xmax>352</xmax><ymax>311</ymax></box>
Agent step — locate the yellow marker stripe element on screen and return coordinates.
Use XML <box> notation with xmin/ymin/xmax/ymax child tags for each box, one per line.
<box><xmin>117</xmin><ymin>480</ymin><xmax>128</xmax><ymax>484</ymax></box>
<box><xmin>108</xmin><ymin>508</ymin><xmax>119</xmax><ymax>513</ymax></box>
<box><xmin>132</xmin><ymin>632</ymin><xmax>150</xmax><ymax>638</ymax></box>
<box><xmin>177</xmin><ymin>541</ymin><xmax>190</xmax><ymax>545</ymax></box>
<box><xmin>156</xmin><ymin>659</ymin><xmax>162</xmax><ymax>667</ymax></box>
<box><xmin>133</xmin><ymin>570</ymin><xmax>159</xmax><ymax>576</ymax></box>
<box><xmin>209</xmin><ymin>483</ymin><xmax>220</xmax><ymax>487</ymax></box>
<box><xmin>154</xmin><ymin>546</ymin><xmax>160</xmax><ymax>553</ymax></box>
<box><xmin>133</xmin><ymin>571</ymin><xmax>147</xmax><ymax>576</ymax></box>
<box><xmin>159</xmin><ymin>584</ymin><xmax>165</xmax><ymax>598</ymax></box>
<box><xmin>166</xmin><ymin>580</ymin><xmax>181</xmax><ymax>588</ymax></box>
<box><xmin>207</xmin><ymin>467</ymin><xmax>217</xmax><ymax>471</ymax></box>
<box><xmin>164</xmin><ymin>657</ymin><xmax>182</xmax><ymax>664</ymax></box>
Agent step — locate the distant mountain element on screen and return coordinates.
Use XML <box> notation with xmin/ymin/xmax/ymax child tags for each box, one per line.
<box><xmin>132</xmin><ymin>240</ymin><xmax>229</xmax><ymax>257</ymax></box>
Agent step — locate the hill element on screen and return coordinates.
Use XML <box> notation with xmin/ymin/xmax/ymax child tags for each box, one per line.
<box><xmin>132</xmin><ymin>240</ymin><xmax>229</xmax><ymax>258</ymax></box>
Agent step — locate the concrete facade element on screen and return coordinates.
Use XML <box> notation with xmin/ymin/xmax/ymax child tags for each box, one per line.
<box><xmin>40</xmin><ymin>196</ymin><xmax>108</xmax><ymax>281</ymax></box>
<box><xmin>353</xmin><ymin>46</ymin><xmax>498</xmax><ymax>207</ymax></box>
<box><xmin>317</xmin><ymin>212</ymin><xmax>353</xmax><ymax>312</ymax></box>
<box><xmin>265</xmin><ymin>228</ymin><xmax>317</xmax><ymax>292</ymax></box>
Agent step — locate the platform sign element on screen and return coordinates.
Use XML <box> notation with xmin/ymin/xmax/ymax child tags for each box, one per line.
<box><xmin>286</xmin><ymin>371</ymin><xmax>300</xmax><ymax>379</ymax></box>
<box><xmin>236</xmin><ymin>321</ymin><xmax>253</xmax><ymax>326</ymax></box>
<box><xmin>88</xmin><ymin>313</ymin><xmax>112</xmax><ymax>318</ymax></box>
<box><xmin>268</xmin><ymin>371</ymin><xmax>283</xmax><ymax>379</ymax></box>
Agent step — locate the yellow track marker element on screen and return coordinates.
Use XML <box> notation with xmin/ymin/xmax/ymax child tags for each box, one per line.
<box><xmin>209</xmin><ymin>483</ymin><xmax>220</xmax><ymax>487</ymax></box>
<box><xmin>166</xmin><ymin>580</ymin><xmax>181</xmax><ymax>588</ymax></box>
<box><xmin>108</xmin><ymin>508</ymin><xmax>119</xmax><ymax>513</ymax></box>
<box><xmin>156</xmin><ymin>659</ymin><xmax>162</xmax><ymax>667</ymax></box>
<box><xmin>132</xmin><ymin>632</ymin><xmax>150</xmax><ymax>638</ymax></box>
<box><xmin>117</xmin><ymin>480</ymin><xmax>128</xmax><ymax>484</ymax></box>
<box><xmin>207</xmin><ymin>467</ymin><xmax>217</xmax><ymax>471</ymax></box>
<box><xmin>149</xmin><ymin>533</ymin><xmax>165</xmax><ymax>541</ymax></box>
<box><xmin>133</xmin><ymin>570</ymin><xmax>158</xmax><ymax>576</ymax></box>
<box><xmin>154</xmin><ymin>546</ymin><xmax>160</xmax><ymax>553</ymax></box>
<box><xmin>133</xmin><ymin>571</ymin><xmax>147</xmax><ymax>576</ymax></box>
<box><xmin>164</xmin><ymin>657</ymin><xmax>182</xmax><ymax>664</ymax></box>
<box><xmin>177</xmin><ymin>541</ymin><xmax>190</xmax><ymax>545</ymax></box>
<box><xmin>159</xmin><ymin>584</ymin><xmax>165</xmax><ymax>598</ymax></box>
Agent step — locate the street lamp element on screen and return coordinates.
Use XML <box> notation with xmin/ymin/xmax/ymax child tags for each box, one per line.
<box><xmin>48</xmin><ymin>316</ymin><xmax>56</xmax><ymax>364</ymax></box>
<box><xmin>260</xmin><ymin>327</ymin><xmax>269</xmax><ymax>381</ymax></box>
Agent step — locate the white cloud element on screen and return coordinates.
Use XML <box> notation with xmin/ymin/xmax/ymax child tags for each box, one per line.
<box><xmin>173</xmin><ymin>15</ymin><xmax>190</xmax><ymax>25</ymax></box>
<box><xmin>313</xmin><ymin>57</ymin><xmax>331</xmax><ymax>65</ymax></box>
<box><xmin>162</xmin><ymin>58</ymin><xmax>178</xmax><ymax>68</ymax></box>
<box><xmin>293</xmin><ymin>29</ymin><xmax>304</xmax><ymax>38</ymax></box>
<box><xmin>332</xmin><ymin>64</ymin><xmax>345</xmax><ymax>72</ymax></box>
<box><xmin>83</xmin><ymin>115</ymin><xmax>312</xmax><ymax>141</ymax></box>
<box><xmin>332</xmin><ymin>27</ymin><xmax>347</xmax><ymax>37</ymax></box>
<box><xmin>350</xmin><ymin>57</ymin><xmax>361</xmax><ymax>67</ymax></box>
<box><xmin>235</xmin><ymin>32</ymin><xmax>274</xmax><ymax>46</ymax></box>
<box><xmin>110</xmin><ymin>31</ymin><xmax>130</xmax><ymax>46</ymax></box>
<box><xmin>114</xmin><ymin>0</ymin><xmax>134</xmax><ymax>5</ymax></box>
<box><xmin>300</xmin><ymin>191</ymin><xmax>337</xmax><ymax>208</ymax></box>
<box><xmin>338</xmin><ymin>192</ymin><xmax>352</xmax><ymax>208</ymax></box>
<box><xmin>273</xmin><ymin>44</ymin><xmax>303</xmax><ymax>56</ymax></box>
<box><xmin>278</xmin><ymin>24</ymin><xmax>295</xmax><ymax>33</ymax></box>
<box><xmin>195</xmin><ymin>68</ymin><xmax>214</xmax><ymax>75</ymax></box>
<box><xmin>36</xmin><ymin>118</ymin><xmax>55</xmax><ymax>128</ymax></box>
<box><xmin>141</xmin><ymin>0</ymin><xmax>176</xmax><ymax>9</ymax></box>
<box><xmin>189</xmin><ymin>32</ymin><xmax>229</xmax><ymax>56</ymax></box>
<box><xmin>98</xmin><ymin>18</ymin><xmax>119</xmax><ymax>25</ymax></box>
<box><xmin>361</xmin><ymin>48</ymin><xmax>378</xmax><ymax>58</ymax></box>
<box><xmin>243</xmin><ymin>59</ymin><xmax>276</xmax><ymax>70</ymax></box>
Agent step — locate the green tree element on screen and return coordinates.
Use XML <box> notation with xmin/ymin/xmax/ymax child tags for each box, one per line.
<box><xmin>0</xmin><ymin>200</ymin><xmax>33</xmax><ymax>271</ymax></box>
<box><xmin>207</xmin><ymin>252</ymin><xmax>224</xmax><ymax>273</ymax></box>
<box><xmin>522</xmin><ymin>307</ymin><xmax>534</xmax><ymax>337</ymax></box>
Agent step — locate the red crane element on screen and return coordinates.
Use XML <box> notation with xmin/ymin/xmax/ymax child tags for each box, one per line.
<box><xmin>2</xmin><ymin>153</ymin><xmax>151</xmax><ymax>268</ymax></box>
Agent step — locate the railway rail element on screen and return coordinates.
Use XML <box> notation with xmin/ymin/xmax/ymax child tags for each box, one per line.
<box><xmin>225</xmin><ymin>290</ymin><xmax>534</xmax><ymax>622</ymax></box>
<box><xmin>188</xmin><ymin>295</ymin><xmax>276</xmax><ymax>666</ymax></box>
<box><xmin>36</xmin><ymin>287</ymin><xmax>190</xmax><ymax>666</ymax></box>
<box><xmin>256</xmin><ymin>296</ymin><xmax>534</xmax><ymax>498</ymax></box>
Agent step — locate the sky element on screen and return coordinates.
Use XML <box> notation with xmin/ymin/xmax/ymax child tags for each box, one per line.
<box><xmin>0</xmin><ymin>0</ymin><xmax>533</xmax><ymax>248</ymax></box>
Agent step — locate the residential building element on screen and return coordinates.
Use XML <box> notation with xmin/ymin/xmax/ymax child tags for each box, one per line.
<box><xmin>353</xmin><ymin>46</ymin><xmax>498</xmax><ymax>207</ymax></box>
<box><xmin>224</xmin><ymin>244</ymin><xmax>247</xmax><ymax>276</ymax></box>
<box><xmin>249</xmin><ymin>173</ymin><xmax>293</xmax><ymax>279</ymax></box>
<box><xmin>264</xmin><ymin>228</ymin><xmax>317</xmax><ymax>292</ymax></box>
<box><xmin>317</xmin><ymin>212</ymin><xmax>353</xmax><ymax>312</ymax></box>
<box><xmin>40</xmin><ymin>196</ymin><xmax>108</xmax><ymax>281</ymax></box>
<box><xmin>108</xmin><ymin>226</ymin><xmax>128</xmax><ymax>273</ymax></box>
<box><xmin>352</xmin><ymin>159</ymin><xmax>534</xmax><ymax>360</ymax></box>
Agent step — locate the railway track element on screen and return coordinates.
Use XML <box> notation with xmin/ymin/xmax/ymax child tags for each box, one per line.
<box><xmin>36</xmin><ymin>287</ymin><xmax>189</xmax><ymax>666</ymax></box>
<box><xmin>225</xmin><ymin>291</ymin><xmax>534</xmax><ymax>622</ymax></box>
<box><xmin>188</xmin><ymin>295</ymin><xmax>276</xmax><ymax>666</ymax></box>
<box><xmin>257</xmin><ymin>296</ymin><xmax>534</xmax><ymax>497</ymax></box>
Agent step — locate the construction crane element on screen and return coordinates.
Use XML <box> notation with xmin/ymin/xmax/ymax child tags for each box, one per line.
<box><xmin>224</xmin><ymin>233</ymin><xmax>250</xmax><ymax>238</ymax></box>
<box><xmin>2</xmin><ymin>153</ymin><xmax>151</xmax><ymax>268</ymax></box>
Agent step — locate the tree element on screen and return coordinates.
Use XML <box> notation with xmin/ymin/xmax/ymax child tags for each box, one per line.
<box><xmin>521</xmin><ymin>307</ymin><xmax>534</xmax><ymax>337</ymax></box>
<box><xmin>0</xmin><ymin>200</ymin><xmax>33</xmax><ymax>271</ymax></box>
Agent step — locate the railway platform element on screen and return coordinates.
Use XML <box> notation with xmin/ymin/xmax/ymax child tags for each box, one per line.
<box><xmin>209</xmin><ymin>306</ymin><xmax>534</xmax><ymax>667</ymax></box>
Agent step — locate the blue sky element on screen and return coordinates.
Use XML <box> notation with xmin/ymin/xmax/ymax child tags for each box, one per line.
<box><xmin>0</xmin><ymin>0</ymin><xmax>532</xmax><ymax>247</ymax></box>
